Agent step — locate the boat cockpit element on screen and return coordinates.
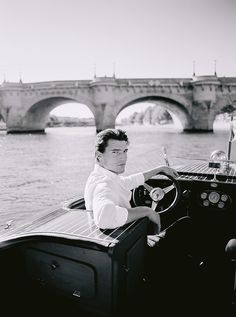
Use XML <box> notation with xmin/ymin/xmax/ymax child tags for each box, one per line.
<box><xmin>1</xmin><ymin>150</ymin><xmax>236</xmax><ymax>317</ymax></box>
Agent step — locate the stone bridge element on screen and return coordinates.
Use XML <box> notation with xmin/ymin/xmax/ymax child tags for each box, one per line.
<box><xmin>0</xmin><ymin>75</ymin><xmax>236</xmax><ymax>133</ymax></box>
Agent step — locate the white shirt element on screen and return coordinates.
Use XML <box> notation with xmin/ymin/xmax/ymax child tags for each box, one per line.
<box><xmin>84</xmin><ymin>164</ymin><xmax>145</xmax><ymax>229</ymax></box>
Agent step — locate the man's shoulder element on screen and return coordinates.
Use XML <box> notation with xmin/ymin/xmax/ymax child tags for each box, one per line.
<box><xmin>86</xmin><ymin>170</ymin><xmax>112</xmax><ymax>186</ymax></box>
<box><xmin>85</xmin><ymin>174</ymin><xmax>115</xmax><ymax>196</ymax></box>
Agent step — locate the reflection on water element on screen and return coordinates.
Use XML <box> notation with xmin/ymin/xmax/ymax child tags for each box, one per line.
<box><xmin>0</xmin><ymin>124</ymin><xmax>235</xmax><ymax>231</ymax></box>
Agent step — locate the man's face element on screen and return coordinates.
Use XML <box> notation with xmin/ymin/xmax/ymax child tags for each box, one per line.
<box><xmin>97</xmin><ymin>139</ymin><xmax>128</xmax><ymax>174</ymax></box>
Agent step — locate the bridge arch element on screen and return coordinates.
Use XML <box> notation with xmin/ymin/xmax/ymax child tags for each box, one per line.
<box><xmin>115</xmin><ymin>95</ymin><xmax>192</xmax><ymax>130</ymax></box>
<box><xmin>18</xmin><ymin>96</ymin><xmax>96</xmax><ymax>133</ymax></box>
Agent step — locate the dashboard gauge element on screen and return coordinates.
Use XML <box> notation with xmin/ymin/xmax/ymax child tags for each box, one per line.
<box><xmin>200</xmin><ymin>192</ymin><xmax>207</xmax><ymax>199</ymax></box>
<box><xmin>208</xmin><ymin>191</ymin><xmax>220</xmax><ymax>204</ymax></box>
<box><xmin>218</xmin><ymin>202</ymin><xmax>225</xmax><ymax>209</ymax></box>
<box><xmin>203</xmin><ymin>200</ymin><xmax>210</xmax><ymax>206</ymax></box>
<box><xmin>221</xmin><ymin>194</ymin><xmax>228</xmax><ymax>202</ymax></box>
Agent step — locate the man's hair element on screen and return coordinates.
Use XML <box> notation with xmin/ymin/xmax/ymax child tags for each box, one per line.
<box><xmin>95</xmin><ymin>128</ymin><xmax>129</xmax><ymax>153</ymax></box>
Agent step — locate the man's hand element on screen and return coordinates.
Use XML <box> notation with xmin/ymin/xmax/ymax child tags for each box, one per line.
<box><xmin>147</xmin><ymin>231</ymin><xmax>166</xmax><ymax>247</ymax></box>
<box><xmin>157</xmin><ymin>166</ymin><xmax>179</xmax><ymax>178</ymax></box>
<box><xmin>143</xmin><ymin>165</ymin><xmax>179</xmax><ymax>181</ymax></box>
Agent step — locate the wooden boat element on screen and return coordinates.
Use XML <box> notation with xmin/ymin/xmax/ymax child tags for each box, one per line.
<box><xmin>1</xmin><ymin>152</ymin><xmax>236</xmax><ymax>316</ymax></box>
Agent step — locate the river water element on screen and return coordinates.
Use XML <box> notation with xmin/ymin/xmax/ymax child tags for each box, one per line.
<box><xmin>0</xmin><ymin>123</ymin><xmax>235</xmax><ymax>232</ymax></box>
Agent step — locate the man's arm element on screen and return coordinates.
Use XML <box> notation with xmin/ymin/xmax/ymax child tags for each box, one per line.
<box><xmin>121</xmin><ymin>166</ymin><xmax>178</xmax><ymax>191</ymax></box>
<box><xmin>92</xmin><ymin>183</ymin><xmax>161</xmax><ymax>231</ymax></box>
<box><xmin>126</xmin><ymin>206</ymin><xmax>161</xmax><ymax>233</ymax></box>
<box><xmin>142</xmin><ymin>165</ymin><xmax>179</xmax><ymax>182</ymax></box>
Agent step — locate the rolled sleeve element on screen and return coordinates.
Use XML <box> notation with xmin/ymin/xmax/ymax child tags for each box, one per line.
<box><xmin>94</xmin><ymin>203</ymin><xmax>128</xmax><ymax>229</ymax></box>
<box><xmin>120</xmin><ymin>172</ymin><xmax>145</xmax><ymax>190</ymax></box>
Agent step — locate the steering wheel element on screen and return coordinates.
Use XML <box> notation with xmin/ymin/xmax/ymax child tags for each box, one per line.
<box><xmin>132</xmin><ymin>174</ymin><xmax>181</xmax><ymax>214</ymax></box>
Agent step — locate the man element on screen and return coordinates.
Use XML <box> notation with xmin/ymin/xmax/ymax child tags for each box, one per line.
<box><xmin>84</xmin><ymin>128</ymin><xmax>207</xmax><ymax>316</ymax></box>
<box><xmin>84</xmin><ymin>128</ymin><xmax>189</xmax><ymax>246</ymax></box>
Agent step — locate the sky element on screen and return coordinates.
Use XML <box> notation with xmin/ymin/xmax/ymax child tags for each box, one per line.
<box><xmin>1</xmin><ymin>0</ymin><xmax>236</xmax><ymax>118</ymax></box>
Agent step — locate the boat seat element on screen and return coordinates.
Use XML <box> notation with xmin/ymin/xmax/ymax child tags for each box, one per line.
<box><xmin>225</xmin><ymin>239</ymin><xmax>236</xmax><ymax>307</ymax></box>
<box><xmin>225</xmin><ymin>239</ymin><xmax>236</xmax><ymax>261</ymax></box>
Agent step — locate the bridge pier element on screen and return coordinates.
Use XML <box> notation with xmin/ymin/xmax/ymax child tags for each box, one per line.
<box><xmin>6</xmin><ymin>110</ymin><xmax>48</xmax><ymax>134</ymax></box>
<box><xmin>7</xmin><ymin>129</ymin><xmax>46</xmax><ymax>134</ymax></box>
<box><xmin>183</xmin><ymin>76</ymin><xmax>221</xmax><ymax>133</ymax></box>
<box><xmin>183</xmin><ymin>100</ymin><xmax>215</xmax><ymax>133</ymax></box>
<box><xmin>93</xmin><ymin>102</ymin><xmax>116</xmax><ymax>133</ymax></box>
<box><xmin>183</xmin><ymin>128</ymin><xmax>213</xmax><ymax>133</ymax></box>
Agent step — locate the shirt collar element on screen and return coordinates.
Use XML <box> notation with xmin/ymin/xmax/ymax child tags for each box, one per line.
<box><xmin>94</xmin><ymin>164</ymin><xmax>119</xmax><ymax>180</ymax></box>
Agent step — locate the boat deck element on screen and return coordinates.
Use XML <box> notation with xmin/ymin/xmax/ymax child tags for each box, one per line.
<box><xmin>0</xmin><ymin>208</ymin><xmax>139</xmax><ymax>248</ymax></box>
<box><xmin>176</xmin><ymin>162</ymin><xmax>236</xmax><ymax>183</ymax></box>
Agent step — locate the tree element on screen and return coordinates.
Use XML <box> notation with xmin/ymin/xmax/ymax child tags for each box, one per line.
<box><xmin>220</xmin><ymin>104</ymin><xmax>236</xmax><ymax>114</ymax></box>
